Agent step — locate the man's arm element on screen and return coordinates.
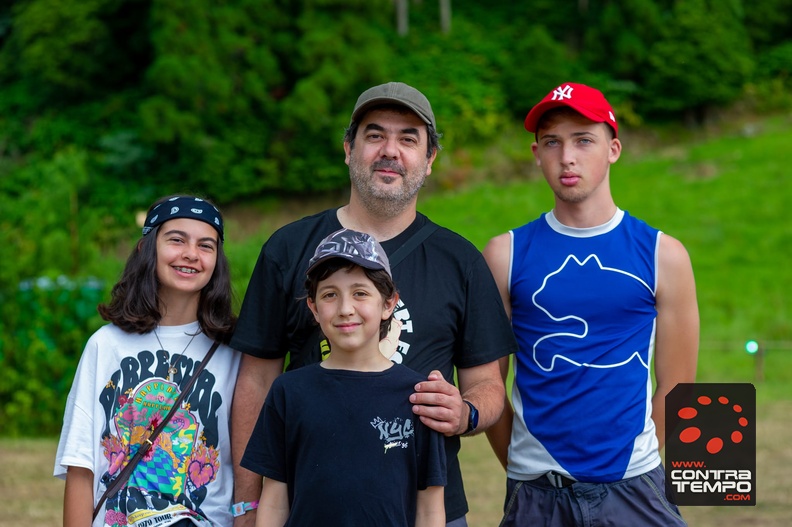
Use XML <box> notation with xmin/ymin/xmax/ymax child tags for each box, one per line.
<box><xmin>652</xmin><ymin>234</ymin><xmax>699</xmax><ymax>449</ymax></box>
<box><xmin>482</xmin><ymin>232</ymin><xmax>514</xmax><ymax>469</ymax></box>
<box><xmin>410</xmin><ymin>360</ymin><xmax>505</xmax><ymax>437</ymax></box>
<box><xmin>232</xmin><ymin>354</ymin><xmax>285</xmax><ymax>527</ymax></box>
<box><xmin>409</xmin><ymin>232</ymin><xmax>512</xmax><ymax>436</ymax></box>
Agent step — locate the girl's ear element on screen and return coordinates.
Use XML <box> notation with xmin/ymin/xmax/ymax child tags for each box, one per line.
<box><xmin>381</xmin><ymin>292</ymin><xmax>399</xmax><ymax>320</ymax></box>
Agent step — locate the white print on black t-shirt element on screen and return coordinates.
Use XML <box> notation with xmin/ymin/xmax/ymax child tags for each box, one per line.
<box><xmin>370</xmin><ymin>416</ymin><xmax>415</xmax><ymax>453</ymax></box>
<box><xmin>391</xmin><ymin>299</ymin><xmax>413</xmax><ymax>364</ymax></box>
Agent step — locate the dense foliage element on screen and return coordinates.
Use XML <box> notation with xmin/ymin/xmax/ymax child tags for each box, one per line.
<box><xmin>2</xmin><ymin>1</ymin><xmax>791</xmax><ymax>203</ymax></box>
<box><xmin>1</xmin><ymin>0</ymin><xmax>791</xmax><ymax>435</ymax></box>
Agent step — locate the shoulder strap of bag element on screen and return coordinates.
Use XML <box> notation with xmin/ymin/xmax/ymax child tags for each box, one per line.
<box><xmin>387</xmin><ymin>222</ymin><xmax>440</xmax><ymax>268</ymax></box>
<box><xmin>92</xmin><ymin>340</ymin><xmax>221</xmax><ymax>520</ymax></box>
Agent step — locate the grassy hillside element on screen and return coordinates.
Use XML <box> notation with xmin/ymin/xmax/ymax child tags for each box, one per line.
<box><xmin>413</xmin><ymin>114</ymin><xmax>792</xmax><ymax>402</ymax></box>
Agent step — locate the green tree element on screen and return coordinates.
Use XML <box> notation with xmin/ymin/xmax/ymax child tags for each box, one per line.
<box><xmin>266</xmin><ymin>0</ymin><xmax>394</xmax><ymax>191</ymax></box>
<box><xmin>137</xmin><ymin>0</ymin><xmax>394</xmax><ymax>199</ymax></box>
<box><xmin>582</xmin><ymin>0</ymin><xmax>664</xmax><ymax>83</ymax></box>
<box><xmin>643</xmin><ymin>0</ymin><xmax>754</xmax><ymax>121</ymax></box>
<box><xmin>0</xmin><ymin>0</ymin><xmax>150</xmax><ymax>106</ymax></box>
<box><xmin>742</xmin><ymin>0</ymin><xmax>792</xmax><ymax>52</ymax></box>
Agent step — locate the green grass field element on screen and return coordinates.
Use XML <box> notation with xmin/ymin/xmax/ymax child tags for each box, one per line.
<box><xmin>4</xmin><ymin>112</ymin><xmax>790</xmax><ymax>525</ymax></box>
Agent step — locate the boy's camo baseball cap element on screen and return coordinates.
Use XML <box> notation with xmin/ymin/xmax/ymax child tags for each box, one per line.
<box><xmin>307</xmin><ymin>228</ymin><xmax>392</xmax><ymax>278</ymax></box>
<box><xmin>524</xmin><ymin>82</ymin><xmax>618</xmax><ymax>137</ymax></box>
<box><xmin>350</xmin><ymin>82</ymin><xmax>435</xmax><ymax>128</ymax></box>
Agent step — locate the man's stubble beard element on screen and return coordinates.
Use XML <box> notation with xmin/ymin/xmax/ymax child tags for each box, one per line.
<box><xmin>348</xmin><ymin>156</ymin><xmax>428</xmax><ymax>218</ymax></box>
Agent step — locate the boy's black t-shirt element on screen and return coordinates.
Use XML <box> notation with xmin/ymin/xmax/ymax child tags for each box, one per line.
<box><xmin>242</xmin><ymin>363</ymin><xmax>447</xmax><ymax>527</ymax></box>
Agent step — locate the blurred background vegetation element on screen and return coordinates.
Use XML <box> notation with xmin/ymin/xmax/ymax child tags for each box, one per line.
<box><xmin>1</xmin><ymin>0</ymin><xmax>791</xmax><ymax>436</ymax></box>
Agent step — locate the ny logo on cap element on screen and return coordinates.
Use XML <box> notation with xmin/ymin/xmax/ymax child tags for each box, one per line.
<box><xmin>552</xmin><ymin>85</ymin><xmax>574</xmax><ymax>101</ymax></box>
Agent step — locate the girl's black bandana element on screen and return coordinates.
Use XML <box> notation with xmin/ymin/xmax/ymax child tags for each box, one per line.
<box><xmin>142</xmin><ymin>196</ymin><xmax>224</xmax><ymax>242</ymax></box>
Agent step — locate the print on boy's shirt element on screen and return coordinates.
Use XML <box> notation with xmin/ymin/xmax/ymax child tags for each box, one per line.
<box><xmin>371</xmin><ymin>416</ymin><xmax>415</xmax><ymax>453</ymax></box>
<box><xmin>96</xmin><ymin>348</ymin><xmax>224</xmax><ymax>524</ymax></box>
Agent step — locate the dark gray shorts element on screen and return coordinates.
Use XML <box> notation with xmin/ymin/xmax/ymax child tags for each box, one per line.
<box><xmin>499</xmin><ymin>464</ymin><xmax>687</xmax><ymax>527</ymax></box>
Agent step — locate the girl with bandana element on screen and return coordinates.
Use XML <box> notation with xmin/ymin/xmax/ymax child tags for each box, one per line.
<box><xmin>55</xmin><ymin>195</ymin><xmax>240</xmax><ymax>527</ymax></box>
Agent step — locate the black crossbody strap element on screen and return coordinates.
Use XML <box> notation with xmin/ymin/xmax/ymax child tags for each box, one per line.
<box><xmin>387</xmin><ymin>222</ymin><xmax>439</xmax><ymax>268</ymax></box>
<box><xmin>92</xmin><ymin>340</ymin><xmax>221</xmax><ymax>520</ymax></box>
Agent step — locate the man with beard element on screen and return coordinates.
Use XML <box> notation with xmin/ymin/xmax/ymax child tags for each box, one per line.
<box><xmin>229</xmin><ymin>82</ymin><xmax>517</xmax><ymax>527</ymax></box>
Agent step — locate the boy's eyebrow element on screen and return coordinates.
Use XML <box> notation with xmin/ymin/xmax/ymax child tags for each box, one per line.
<box><xmin>363</xmin><ymin>123</ymin><xmax>420</xmax><ymax>136</ymax></box>
<box><xmin>317</xmin><ymin>281</ymin><xmax>375</xmax><ymax>291</ymax></box>
<box><xmin>538</xmin><ymin>130</ymin><xmax>597</xmax><ymax>141</ymax></box>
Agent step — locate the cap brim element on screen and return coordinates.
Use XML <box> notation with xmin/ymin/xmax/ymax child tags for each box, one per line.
<box><xmin>306</xmin><ymin>254</ymin><xmax>390</xmax><ymax>277</ymax></box>
<box><xmin>524</xmin><ymin>100</ymin><xmax>611</xmax><ymax>134</ymax></box>
<box><xmin>351</xmin><ymin>98</ymin><xmax>433</xmax><ymax>126</ymax></box>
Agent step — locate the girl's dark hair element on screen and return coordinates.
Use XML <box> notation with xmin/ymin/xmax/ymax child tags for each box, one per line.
<box><xmin>97</xmin><ymin>195</ymin><xmax>236</xmax><ymax>343</ymax></box>
<box><xmin>305</xmin><ymin>259</ymin><xmax>397</xmax><ymax>341</ymax></box>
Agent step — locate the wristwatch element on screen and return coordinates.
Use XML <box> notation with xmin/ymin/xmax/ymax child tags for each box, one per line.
<box><xmin>462</xmin><ymin>400</ymin><xmax>479</xmax><ymax>435</ymax></box>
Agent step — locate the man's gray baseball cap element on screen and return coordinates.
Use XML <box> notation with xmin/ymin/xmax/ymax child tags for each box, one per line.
<box><xmin>349</xmin><ymin>82</ymin><xmax>435</xmax><ymax>128</ymax></box>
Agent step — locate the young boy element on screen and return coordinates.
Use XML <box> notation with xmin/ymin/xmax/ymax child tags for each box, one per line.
<box><xmin>241</xmin><ymin>228</ymin><xmax>447</xmax><ymax>527</ymax></box>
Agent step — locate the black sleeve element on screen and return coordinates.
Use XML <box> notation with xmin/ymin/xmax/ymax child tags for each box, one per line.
<box><xmin>240</xmin><ymin>380</ymin><xmax>287</xmax><ymax>482</ymax></box>
<box><xmin>457</xmin><ymin>251</ymin><xmax>518</xmax><ymax>369</ymax></box>
<box><xmin>229</xmin><ymin>242</ymin><xmax>290</xmax><ymax>359</ymax></box>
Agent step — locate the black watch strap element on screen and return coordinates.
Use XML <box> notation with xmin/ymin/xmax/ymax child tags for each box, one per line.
<box><xmin>462</xmin><ymin>400</ymin><xmax>479</xmax><ymax>435</ymax></box>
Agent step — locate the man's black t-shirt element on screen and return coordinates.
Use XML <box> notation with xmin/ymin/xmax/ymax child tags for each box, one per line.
<box><xmin>231</xmin><ymin>208</ymin><xmax>517</xmax><ymax>521</ymax></box>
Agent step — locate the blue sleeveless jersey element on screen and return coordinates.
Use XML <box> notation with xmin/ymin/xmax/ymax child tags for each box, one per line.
<box><xmin>507</xmin><ymin>209</ymin><xmax>662</xmax><ymax>482</ymax></box>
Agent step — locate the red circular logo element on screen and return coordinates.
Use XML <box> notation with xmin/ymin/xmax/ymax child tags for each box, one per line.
<box><xmin>677</xmin><ymin>394</ymin><xmax>749</xmax><ymax>454</ymax></box>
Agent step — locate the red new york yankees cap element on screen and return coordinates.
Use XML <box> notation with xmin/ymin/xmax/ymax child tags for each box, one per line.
<box><xmin>524</xmin><ymin>83</ymin><xmax>618</xmax><ymax>137</ymax></box>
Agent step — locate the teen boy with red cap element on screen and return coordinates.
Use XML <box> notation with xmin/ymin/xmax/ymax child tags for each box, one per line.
<box><xmin>483</xmin><ymin>83</ymin><xmax>699</xmax><ymax>526</ymax></box>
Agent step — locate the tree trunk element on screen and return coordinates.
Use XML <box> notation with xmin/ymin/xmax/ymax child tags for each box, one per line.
<box><xmin>440</xmin><ymin>0</ymin><xmax>451</xmax><ymax>33</ymax></box>
<box><xmin>396</xmin><ymin>0</ymin><xmax>408</xmax><ymax>35</ymax></box>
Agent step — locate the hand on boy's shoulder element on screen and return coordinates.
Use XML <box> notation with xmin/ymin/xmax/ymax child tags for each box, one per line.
<box><xmin>379</xmin><ymin>318</ymin><xmax>403</xmax><ymax>360</ymax></box>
